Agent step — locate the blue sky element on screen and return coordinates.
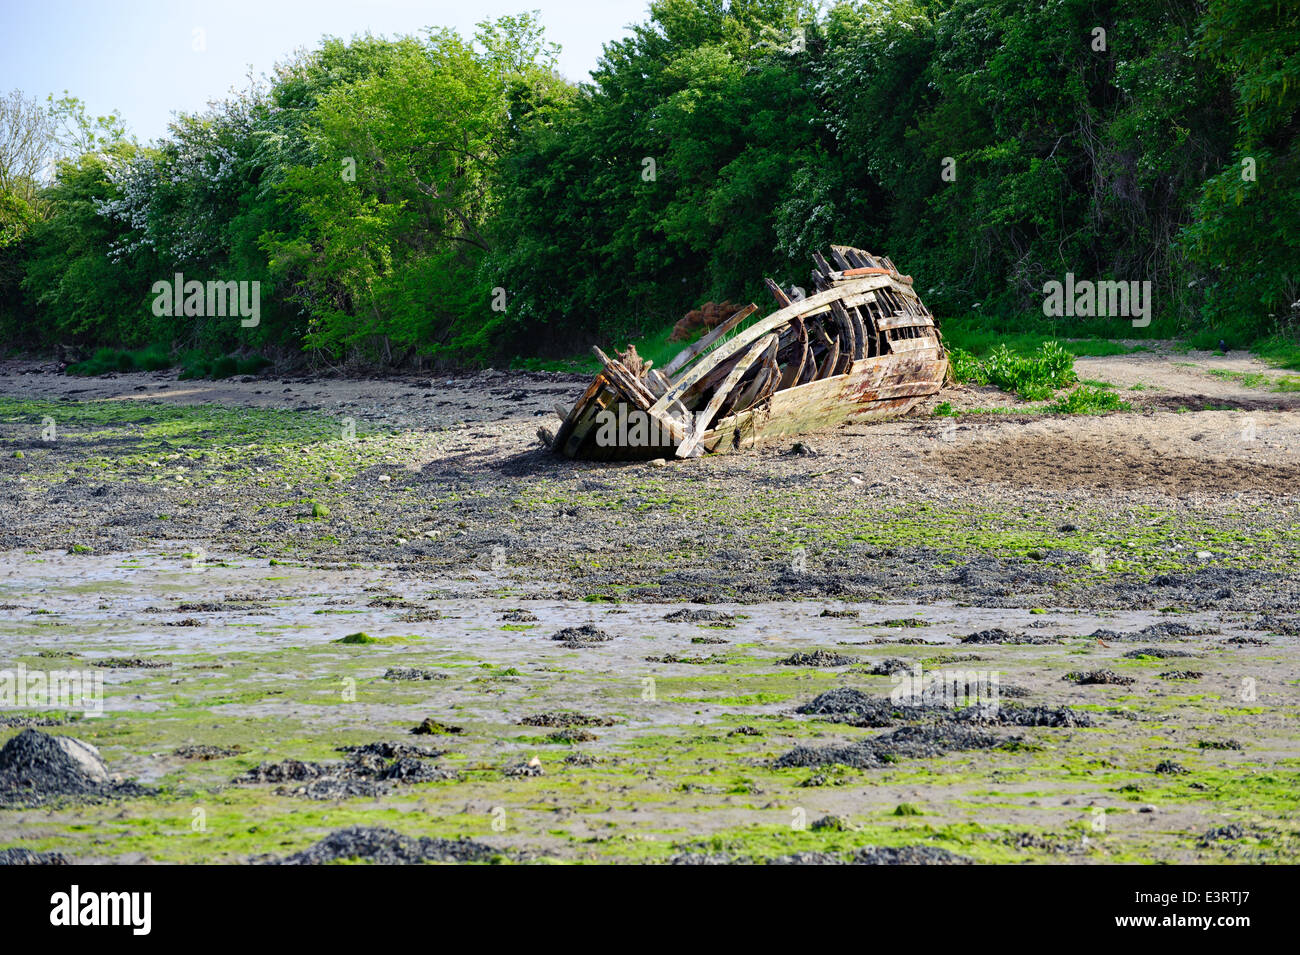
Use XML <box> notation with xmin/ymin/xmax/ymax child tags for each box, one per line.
<box><xmin>0</xmin><ymin>0</ymin><xmax>652</xmax><ymax>143</ymax></box>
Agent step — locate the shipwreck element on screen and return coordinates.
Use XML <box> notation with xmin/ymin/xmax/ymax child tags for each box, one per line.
<box><xmin>545</xmin><ymin>246</ymin><xmax>947</xmax><ymax>460</ymax></box>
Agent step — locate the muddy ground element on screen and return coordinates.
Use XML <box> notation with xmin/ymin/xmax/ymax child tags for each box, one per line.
<box><xmin>0</xmin><ymin>342</ymin><xmax>1297</xmax><ymax>864</ymax></box>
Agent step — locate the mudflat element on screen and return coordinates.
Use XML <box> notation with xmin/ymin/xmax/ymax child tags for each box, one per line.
<box><xmin>0</xmin><ymin>346</ymin><xmax>1296</xmax><ymax>864</ymax></box>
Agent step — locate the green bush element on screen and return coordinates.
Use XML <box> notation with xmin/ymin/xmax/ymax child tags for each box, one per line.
<box><xmin>178</xmin><ymin>354</ymin><xmax>272</xmax><ymax>380</ymax></box>
<box><xmin>1049</xmin><ymin>385</ymin><xmax>1129</xmax><ymax>414</ymax></box>
<box><xmin>949</xmin><ymin>341</ymin><xmax>1077</xmax><ymax>400</ymax></box>
<box><xmin>67</xmin><ymin>345</ymin><xmax>173</xmax><ymax>376</ymax></box>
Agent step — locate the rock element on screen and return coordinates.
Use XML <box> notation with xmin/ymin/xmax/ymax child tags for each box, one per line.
<box><xmin>779</xmin><ymin>649</ymin><xmax>856</xmax><ymax>667</ymax></box>
<box><xmin>504</xmin><ymin>756</ymin><xmax>544</xmax><ymax>777</ymax></box>
<box><xmin>519</xmin><ymin>712</ymin><xmax>614</xmax><ymax>728</ymax></box>
<box><xmin>549</xmin><ymin>624</ymin><xmax>613</xmax><ymax>647</ymax></box>
<box><xmin>0</xmin><ymin>729</ymin><xmax>144</xmax><ymax>807</ymax></box>
<box><xmin>810</xmin><ymin>814</ymin><xmax>851</xmax><ymax>832</ymax></box>
<box><xmin>411</xmin><ymin>718</ymin><xmax>463</xmax><ymax>736</ymax></box>
<box><xmin>384</xmin><ymin>667</ymin><xmax>445</xmax><ymax>681</ymax></box>
<box><xmin>0</xmin><ymin>847</ymin><xmax>71</xmax><ymax>864</ymax></box>
<box><xmin>270</xmin><ymin>826</ymin><xmax>500</xmax><ymax>865</ymax></box>
<box><xmin>961</xmin><ymin>628</ymin><xmax>1058</xmax><ymax>645</ymax></box>
<box><xmin>52</xmin><ymin>737</ymin><xmax>110</xmax><ymax>783</ymax></box>
<box><xmin>1064</xmin><ymin>669</ymin><xmax>1135</xmax><ymax>686</ymax></box>
<box><xmin>664</xmin><ymin>608</ymin><xmax>734</xmax><ymax>623</ymax></box>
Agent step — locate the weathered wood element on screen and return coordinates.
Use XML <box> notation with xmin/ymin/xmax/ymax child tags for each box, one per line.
<box><xmin>833</xmin><ymin>245</ymin><xmax>875</xmax><ymax>269</ymax></box>
<box><xmin>648</xmin><ymin>275</ymin><xmax>895</xmax><ymax>417</ymax></box>
<box><xmin>592</xmin><ymin>346</ymin><xmax>654</xmax><ymax>409</ymax></box>
<box><xmin>847</xmin><ymin>305</ymin><xmax>868</xmax><ymax>359</ymax></box>
<box><xmin>818</xmin><ymin>337</ymin><xmax>840</xmax><ymax>381</ymax></box>
<box><xmin>798</xmin><ymin>348</ymin><xmax>819</xmax><ymax>385</ymax></box>
<box><xmin>883</xmin><ymin>335</ymin><xmax>939</xmax><ymax>354</ymax></box>
<box><xmin>556</xmin><ymin>247</ymin><xmax>945</xmax><ymax>460</ymax></box>
<box><xmin>877</xmin><ymin>313</ymin><xmax>936</xmax><ymax>330</ymax></box>
<box><xmin>777</xmin><ymin>317</ymin><xmax>808</xmax><ymax>390</ymax></box>
<box><xmin>661</xmin><ymin>303</ymin><xmax>758</xmax><ymax>377</ymax></box>
<box><xmin>553</xmin><ymin>374</ymin><xmax>609</xmax><ymax>452</ymax></box>
<box><xmin>703</xmin><ymin>354</ymin><xmax>949</xmax><ymax>452</ymax></box>
<box><xmin>724</xmin><ymin>345</ymin><xmax>779</xmax><ymax>418</ymax></box>
<box><xmin>645</xmin><ymin>369</ymin><xmax>670</xmax><ymax>397</ymax></box>
<box><xmin>830</xmin><ymin>299</ymin><xmax>860</xmax><ymax>364</ymax></box>
<box><xmin>676</xmin><ymin>333</ymin><xmax>776</xmax><ymax>459</ymax></box>
<box><xmin>765</xmin><ymin>277</ymin><xmax>791</xmax><ymax>308</ymax></box>
<box><xmin>840</xmin><ymin>290</ymin><xmax>877</xmax><ymax>309</ymax></box>
<box><xmin>561</xmin><ymin>382</ymin><xmax>617</xmax><ymax>458</ymax></box>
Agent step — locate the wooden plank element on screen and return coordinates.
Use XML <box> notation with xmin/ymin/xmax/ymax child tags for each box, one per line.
<box><xmin>776</xmin><ymin>317</ymin><xmax>808</xmax><ymax>390</ymax></box>
<box><xmin>645</xmin><ymin>369</ymin><xmax>670</xmax><ymax>397</ymax></box>
<box><xmin>833</xmin><ymin>245</ymin><xmax>876</xmax><ymax>269</ymax></box>
<box><xmin>649</xmin><ymin>275</ymin><xmax>895</xmax><ymax>416</ymax></box>
<box><xmin>817</xmin><ymin>336</ymin><xmax>840</xmax><ymax>381</ymax></box>
<box><xmin>590</xmin><ymin>353</ymin><xmax>691</xmax><ymax>447</ymax></box>
<box><xmin>552</xmin><ymin>374</ymin><xmax>609</xmax><ymax>453</ymax></box>
<box><xmin>884</xmin><ymin>335</ymin><xmax>938</xmax><ymax>353</ymax></box>
<box><xmin>676</xmin><ymin>333</ymin><xmax>776</xmax><ymax>459</ymax></box>
<box><xmin>798</xmin><ymin>348</ymin><xmax>819</xmax><ymax>385</ymax></box>
<box><xmin>592</xmin><ymin>346</ymin><xmax>653</xmax><ymax>409</ymax></box>
<box><xmin>661</xmin><ymin>303</ymin><xmax>758</xmax><ymax>377</ymax></box>
<box><xmin>877</xmin><ymin>313</ymin><xmax>935</xmax><ymax>331</ymax></box>
<box><xmin>764</xmin><ymin>277</ymin><xmax>791</xmax><ymax>308</ymax></box>
<box><xmin>725</xmin><ymin>341</ymin><xmax>780</xmax><ymax>417</ymax></box>
<box><xmin>847</xmin><ymin>305</ymin><xmax>868</xmax><ymax>359</ymax></box>
<box><xmin>840</xmin><ymin>290</ymin><xmax>877</xmax><ymax>309</ymax></box>
<box><xmin>830</xmin><ymin>299</ymin><xmax>860</xmax><ymax>363</ymax></box>
<box><xmin>562</xmin><ymin>383</ymin><xmax>617</xmax><ymax>458</ymax></box>
<box><xmin>702</xmin><ymin>354</ymin><xmax>947</xmax><ymax>452</ymax></box>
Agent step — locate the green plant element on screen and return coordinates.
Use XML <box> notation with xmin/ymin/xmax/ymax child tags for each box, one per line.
<box><xmin>1049</xmin><ymin>385</ymin><xmax>1130</xmax><ymax>414</ymax></box>
<box><xmin>949</xmin><ymin>340</ymin><xmax>1078</xmax><ymax>400</ymax></box>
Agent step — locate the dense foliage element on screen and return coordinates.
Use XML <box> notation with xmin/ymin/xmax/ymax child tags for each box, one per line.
<box><xmin>0</xmin><ymin>0</ymin><xmax>1294</xmax><ymax>370</ymax></box>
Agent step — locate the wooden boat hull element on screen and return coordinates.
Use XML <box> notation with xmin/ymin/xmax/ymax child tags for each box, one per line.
<box><xmin>547</xmin><ymin>246</ymin><xmax>946</xmax><ymax>461</ymax></box>
<box><xmin>702</xmin><ymin>349</ymin><xmax>947</xmax><ymax>454</ymax></box>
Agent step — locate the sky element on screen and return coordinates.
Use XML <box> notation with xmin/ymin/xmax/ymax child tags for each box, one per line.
<box><xmin>0</xmin><ymin>0</ymin><xmax>652</xmax><ymax>143</ymax></box>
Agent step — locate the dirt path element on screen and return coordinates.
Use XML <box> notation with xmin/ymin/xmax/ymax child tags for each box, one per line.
<box><xmin>1076</xmin><ymin>344</ymin><xmax>1300</xmax><ymax>407</ymax></box>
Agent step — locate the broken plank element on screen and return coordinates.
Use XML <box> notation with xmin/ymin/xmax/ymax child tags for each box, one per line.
<box><xmin>661</xmin><ymin>303</ymin><xmax>758</xmax><ymax>377</ymax></box>
<box><xmin>592</xmin><ymin>346</ymin><xmax>654</xmax><ymax>408</ymax></box>
<box><xmin>676</xmin><ymin>333</ymin><xmax>776</xmax><ymax>459</ymax></box>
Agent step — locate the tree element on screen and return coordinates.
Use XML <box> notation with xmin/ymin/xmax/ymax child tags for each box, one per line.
<box><xmin>0</xmin><ymin>89</ymin><xmax>56</xmax><ymax>202</ymax></box>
